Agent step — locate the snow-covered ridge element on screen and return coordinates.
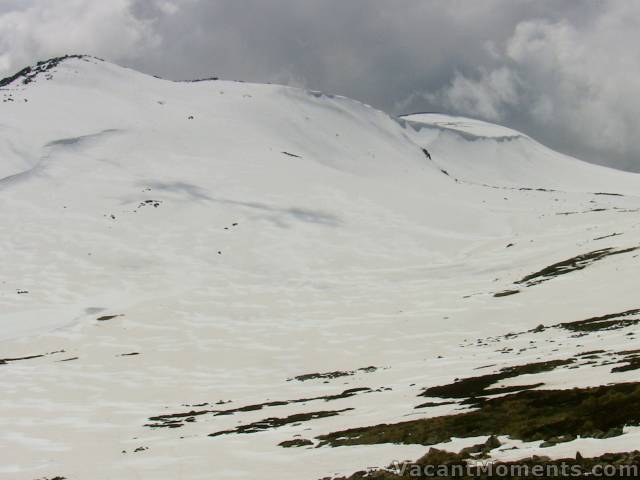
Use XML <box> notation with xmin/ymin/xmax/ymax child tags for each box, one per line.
<box><xmin>403</xmin><ymin>111</ymin><xmax>640</xmax><ymax>194</ymax></box>
<box><xmin>0</xmin><ymin>55</ymin><xmax>434</xmax><ymax>181</ymax></box>
<box><xmin>0</xmin><ymin>54</ymin><xmax>100</xmax><ymax>88</ymax></box>
<box><xmin>402</xmin><ymin>112</ymin><xmax>523</xmax><ymax>140</ymax></box>
<box><xmin>2</xmin><ymin>55</ymin><xmax>637</xmax><ymax>193</ymax></box>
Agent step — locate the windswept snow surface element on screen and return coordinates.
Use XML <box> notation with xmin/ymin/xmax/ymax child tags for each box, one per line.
<box><xmin>1</xmin><ymin>57</ymin><xmax>640</xmax><ymax>479</ymax></box>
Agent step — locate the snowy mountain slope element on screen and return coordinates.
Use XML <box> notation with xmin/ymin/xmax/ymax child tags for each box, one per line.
<box><xmin>1</xmin><ymin>56</ymin><xmax>640</xmax><ymax>480</ymax></box>
<box><xmin>403</xmin><ymin>112</ymin><xmax>640</xmax><ymax>194</ymax></box>
<box><xmin>0</xmin><ymin>57</ymin><xmax>512</xmax><ymax>338</ymax></box>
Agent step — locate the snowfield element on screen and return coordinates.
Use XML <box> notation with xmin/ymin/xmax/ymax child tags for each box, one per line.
<box><xmin>1</xmin><ymin>56</ymin><xmax>640</xmax><ymax>479</ymax></box>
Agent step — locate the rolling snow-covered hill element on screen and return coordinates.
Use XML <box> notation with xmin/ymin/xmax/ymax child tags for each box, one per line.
<box><xmin>1</xmin><ymin>56</ymin><xmax>640</xmax><ymax>479</ymax></box>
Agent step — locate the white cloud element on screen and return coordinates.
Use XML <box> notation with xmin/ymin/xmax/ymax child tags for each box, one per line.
<box><xmin>427</xmin><ymin>67</ymin><xmax>520</xmax><ymax>121</ymax></box>
<box><xmin>427</xmin><ymin>4</ymin><xmax>640</xmax><ymax>171</ymax></box>
<box><xmin>155</xmin><ymin>1</ymin><xmax>180</xmax><ymax>16</ymax></box>
<box><xmin>0</xmin><ymin>0</ymin><xmax>159</xmax><ymax>77</ymax></box>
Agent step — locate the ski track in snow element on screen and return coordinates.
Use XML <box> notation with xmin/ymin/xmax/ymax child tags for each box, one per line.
<box><xmin>1</xmin><ymin>57</ymin><xmax>640</xmax><ymax>479</ymax></box>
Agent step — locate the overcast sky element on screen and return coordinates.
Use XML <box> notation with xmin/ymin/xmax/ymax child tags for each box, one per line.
<box><xmin>1</xmin><ymin>0</ymin><xmax>639</xmax><ymax>172</ymax></box>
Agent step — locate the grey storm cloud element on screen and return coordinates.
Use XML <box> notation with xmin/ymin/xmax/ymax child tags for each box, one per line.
<box><xmin>1</xmin><ymin>0</ymin><xmax>639</xmax><ymax>172</ymax></box>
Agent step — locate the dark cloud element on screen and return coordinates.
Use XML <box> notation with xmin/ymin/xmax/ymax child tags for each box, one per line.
<box><xmin>1</xmin><ymin>0</ymin><xmax>639</xmax><ymax>171</ymax></box>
